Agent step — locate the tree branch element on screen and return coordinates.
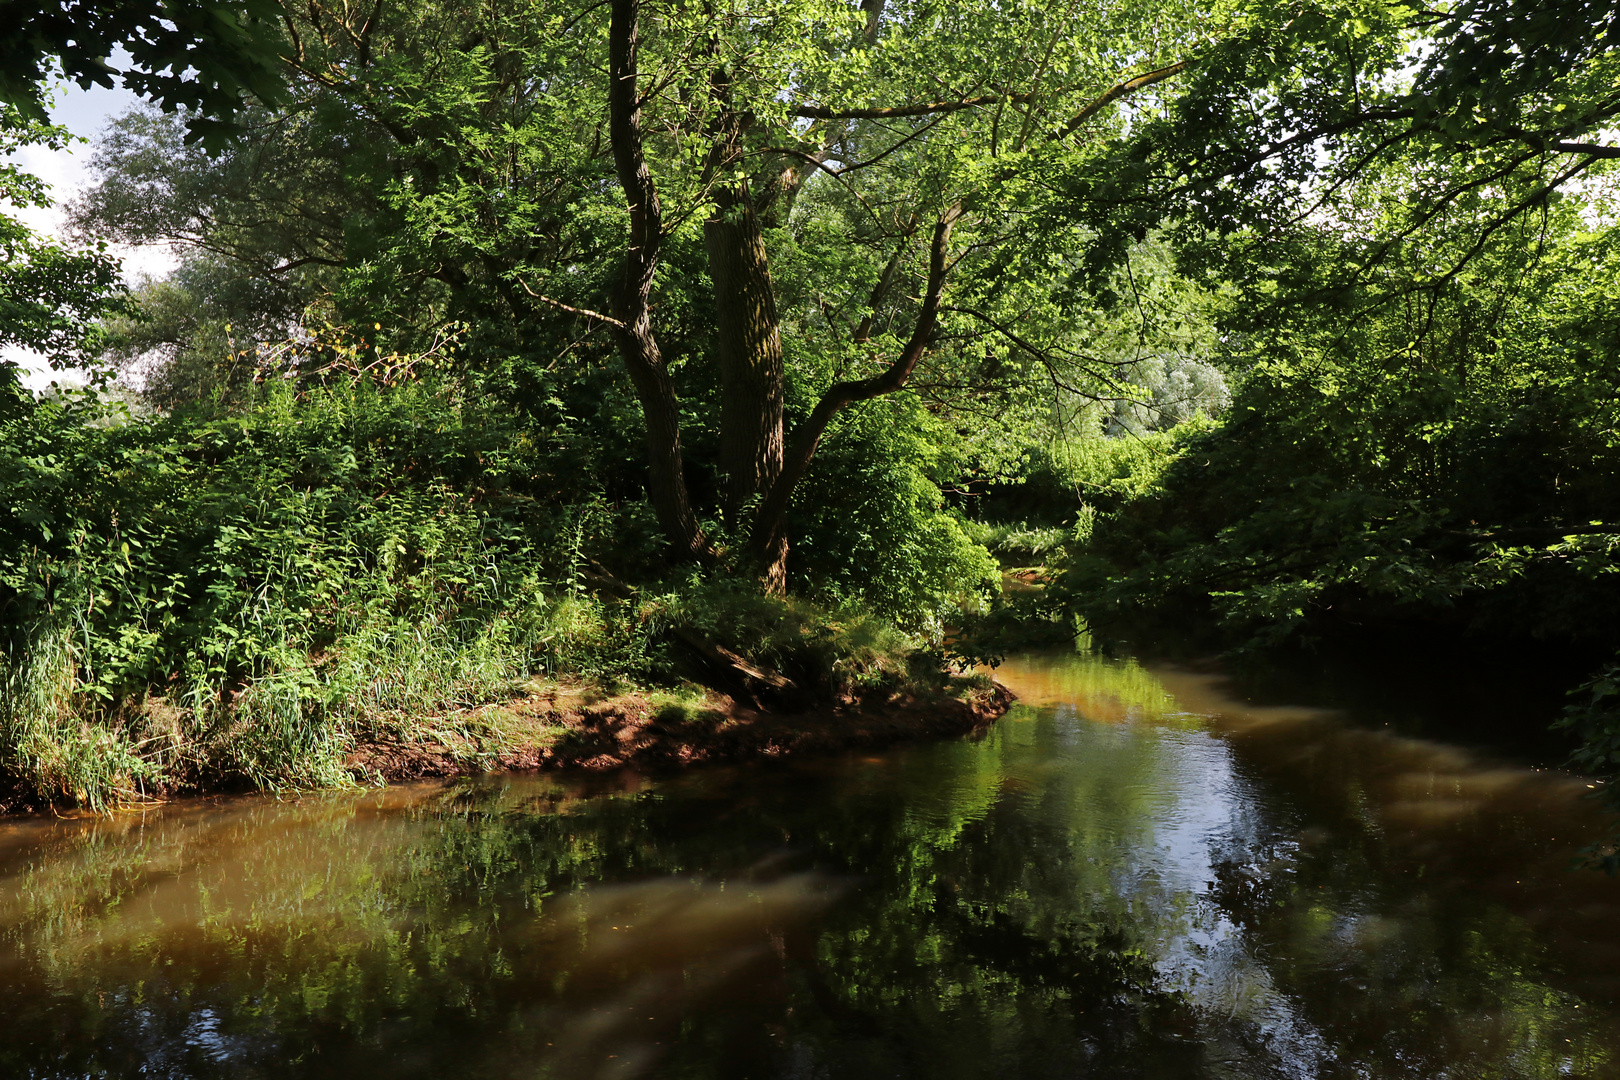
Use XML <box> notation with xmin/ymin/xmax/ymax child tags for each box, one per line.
<box><xmin>750</xmin><ymin>206</ymin><xmax>961</xmax><ymax>558</ymax></box>
<box><xmin>515</xmin><ymin>279</ymin><xmax>626</xmax><ymax>328</ymax></box>
<box><xmin>792</xmin><ymin>92</ymin><xmax>1029</xmax><ymax>120</ymax></box>
<box><xmin>1050</xmin><ymin>60</ymin><xmax>1190</xmax><ymax>141</ymax></box>
<box><xmin>938</xmin><ymin>305</ymin><xmax>1134</xmax><ymax>398</ymax></box>
<box><xmin>1497</xmin><ymin>123</ymin><xmax>1620</xmax><ymax>159</ymax></box>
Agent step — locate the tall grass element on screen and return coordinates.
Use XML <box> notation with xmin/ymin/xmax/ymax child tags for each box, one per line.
<box><xmin>0</xmin><ymin>374</ymin><xmax>990</xmax><ymax>809</ymax></box>
<box><xmin>0</xmin><ymin>379</ymin><xmax>664</xmax><ymax>808</ymax></box>
<box><xmin>0</xmin><ymin>623</ymin><xmax>157</xmax><ymax>808</ymax></box>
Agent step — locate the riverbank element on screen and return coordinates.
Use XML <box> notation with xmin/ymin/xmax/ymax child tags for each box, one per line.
<box><xmin>0</xmin><ymin>675</ymin><xmax>1015</xmax><ymax>816</ymax></box>
<box><xmin>350</xmin><ymin>675</ymin><xmax>1015</xmax><ymax>781</ymax></box>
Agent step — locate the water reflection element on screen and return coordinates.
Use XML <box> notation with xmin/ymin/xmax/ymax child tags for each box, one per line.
<box><xmin>0</xmin><ymin>650</ymin><xmax>1615</xmax><ymax>1077</ymax></box>
<box><xmin>996</xmin><ymin>653</ymin><xmax>1620</xmax><ymax>1079</ymax></box>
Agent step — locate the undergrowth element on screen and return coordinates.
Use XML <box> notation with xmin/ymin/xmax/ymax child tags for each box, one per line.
<box><xmin>0</xmin><ymin>377</ymin><xmax>964</xmax><ymax>810</ymax></box>
<box><xmin>666</xmin><ymin>577</ymin><xmax>926</xmax><ymax>701</ymax></box>
<box><xmin>0</xmin><ymin>378</ymin><xmax>668</xmax><ymax>808</ymax></box>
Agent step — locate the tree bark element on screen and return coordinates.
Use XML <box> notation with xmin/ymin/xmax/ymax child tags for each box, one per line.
<box><xmin>608</xmin><ymin>0</ymin><xmax>709</xmax><ymax>560</ymax></box>
<box><xmin>706</xmin><ymin>183</ymin><xmax>786</xmax><ymax>524</ymax></box>
<box><xmin>710</xmin><ymin>0</ymin><xmax>890</xmax><ymax>586</ymax></box>
<box><xmin>748</xmin><ymin>207</ymin><xmax>961</xmax><ymax>590</ymax></box>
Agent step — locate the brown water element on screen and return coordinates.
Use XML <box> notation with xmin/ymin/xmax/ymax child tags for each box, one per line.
<box><xmin>1</xmin><ymin>649</ymin><xmax>1617</xmax><ymax>1078</ymax></box>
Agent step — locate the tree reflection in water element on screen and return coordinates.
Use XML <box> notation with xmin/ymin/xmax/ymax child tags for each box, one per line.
<box><xmin>0</xmin><ymin>649</ymin><xmax>1615</xmax><ymax>1078</ymax></box>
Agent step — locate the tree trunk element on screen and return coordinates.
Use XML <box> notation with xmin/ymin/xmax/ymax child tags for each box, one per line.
<box><xmin>618</xmin><ymin>333</ymin><xmax>709</xmax><ymax>559</ymax></box>
<box><xmin>608</xmin><ymin>0</ymin><xmax>709</xmax><ymax>560</ymax></box>
<box><xmin>748</xmin><ymin>208</ymin><xmax>961</xmax><ymax>588</ymax></box>
<box><xmin>705</xmin><ymin>184</ymin><xmax>785</xmax><ymax>524</ymax></box>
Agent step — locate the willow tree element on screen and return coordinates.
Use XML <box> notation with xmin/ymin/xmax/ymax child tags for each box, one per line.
<box><xmin>544</xmin><ymin>0</ymin><xmax>1212</xmax><ymax>588</ymax></box>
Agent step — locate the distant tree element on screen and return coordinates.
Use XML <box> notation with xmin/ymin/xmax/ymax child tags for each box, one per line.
<box><xmin>67</xmin><ymin>101</ymin><xmax>343</xmax><ymax>402</ymax></box>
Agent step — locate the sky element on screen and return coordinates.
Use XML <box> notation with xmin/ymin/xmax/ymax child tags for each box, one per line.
<box><xmin>5</xmin><ymin>65</ymin><xmax>180</xmax><ymax>390</ymax></box>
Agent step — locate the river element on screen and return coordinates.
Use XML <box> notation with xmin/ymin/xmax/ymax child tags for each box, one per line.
<box><xmin>0</xmin><ymin>649</ymin><xmax>1615</xmax><ymax>1078</ymax></box>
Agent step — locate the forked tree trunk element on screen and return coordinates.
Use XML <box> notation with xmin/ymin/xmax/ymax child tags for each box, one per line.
<box><xmin>746</xmin><ymin>210</ymin><xmax>961</xmax><ymax>589</ymax></box>
<box><xmin>607</xmin><ymin>0</ymin><xmax>955</xmax><ymax>589</ymax></box>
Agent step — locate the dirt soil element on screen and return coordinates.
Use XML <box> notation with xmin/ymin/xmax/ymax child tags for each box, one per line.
<box><xmin>348</xmin><ymin>679</ymin><xmax>1017</xmax><ymax>782</ymax></box>
<box><xmin>0</xmin><ymin>680</ymin><xmax>1017</xmax><ymax>817</ymax></box>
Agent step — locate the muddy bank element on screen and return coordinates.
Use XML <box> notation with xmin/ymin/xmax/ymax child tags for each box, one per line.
<box><xmin>349</xmin><ymin>679</ymin><xmax>1017</xmax><ymax>782</ymax></box>
<box><xmin>0</xmin><ymin>679</ymin><xmax>1015</xmax><ymax>818</ymax></box>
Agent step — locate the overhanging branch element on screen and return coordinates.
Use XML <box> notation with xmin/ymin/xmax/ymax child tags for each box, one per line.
<box><xmin>1051</xmin><ymin>60</ymin><xmax>1190</xmax><ymax>141</ymax></box>
<box><xmin>749</xmin><ymin>206</ymin><xmax>962</xmax><ymax>556</ymax></box>
<box><xmin>515</xmin><ymin>279</ymin><xmax>626</xmax><ymax>328</ymax></box>
<box><xmin>792</xmin><ymin>92</ymin><xmax>1029</xmax><ymax>120</ymax></box>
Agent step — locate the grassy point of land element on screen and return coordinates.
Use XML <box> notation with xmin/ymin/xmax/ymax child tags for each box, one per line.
<box><xmin>348</xmin><ymin>672</ymin><xmax>1013</xmax><ymax>784</ymax></box>
<box><xmin>0</xmin><ymin>670</ymin><xmax>1013</xmax><ymax>817</ymax></box>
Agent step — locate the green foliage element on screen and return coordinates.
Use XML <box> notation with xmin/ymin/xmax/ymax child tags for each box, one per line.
<box><xmin>92</xmin><ymin>269</ymin><xmax>267</xmax><ymax>409</ymax></box>
<box><xmin>32</xmin><ymin>0</ymin><xmax>1620</xmax><ymax>813</ymax></box>
<box><xmin>0</xmin><ymin>359</ymin><xmax>990</xmax><ymax>806</ymax></box>
<box><xmin>1080</xmin><ymin>0</ymin><xmax>1620</xmax><ymax>298</ymax></box>
<box><xmin>1559</xmin><ymin>658</ymin><xmax>1620</xmax><ymax>777</ymax></box>
<box><xmin>1049</xmin><ymin>418</ymin><xmax>1213</xmax><ymax>506</ymax></box>
<box><xmin>959</xmin><ymin>521</ymin><xmax>1069</xmax><ymax>566</ymax></box>
<box><xmin>65</xmin><ymin>0</ymin><xmax>1226</xmax><ymax>573</ymax></box>
<box><xmin>1554</xmin><ymin>656</ymin><xmax>1620</xmax><ymax>873</ymax></box>
<box><xmin>0</xmin><ymin>104</ymin><xmax>125</xmax><ymax>370</ymax></box>
<box><xmin>968</xmin><ymin>415</ymin><xmax>1212</xmax><ymax>544</ymax></box>
<box><xmin>1063</xmin><ymin>178</ymin><xmax>1620</xmax><ymax>649</ymax></box>
<box><xmin>664</xmin><ymin>577</ymin><xmax>925</xmax><ymax>701</ymax></box>
<box><xmin>0</xmin><ymin>375</ymin><xmax>664</xmax><ymax>807</ymax></box>
<box><xmin>790</xmin><ymin>395</ymin><xmax>1000</xmax><ymax>631</ymax></box>
<box><xmin>2</xmin><ymin>0</ymin><xmax>288</xmax><ymax>145</ymax></box>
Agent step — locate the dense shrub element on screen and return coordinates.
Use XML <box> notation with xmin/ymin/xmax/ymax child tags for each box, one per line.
<box><xmin>1056</xmin><ymin>221</ymin><xmax>1620</xmax><ymax>654</ymax></box>
<box><xmin>0</xmin><ymin>374</ymin><xmax>1006</xmax><ymax>807</ymax></box>
<box><xmin>0</xmin><ymin>377</ymin><xmax>657</xmax><ymax>805</ymax></box>
<box><xmin>790</xmin><ymin>394</ymin><xmax>999</xmax><ymax>633</ymax></box>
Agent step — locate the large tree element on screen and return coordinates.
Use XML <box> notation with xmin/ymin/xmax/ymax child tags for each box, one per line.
<box><xmin>74</xmin><ymin>0</ymin><xmax>1218</xmax><ymax>590</ymax></box>
<box><xmin>577</xmin><ymin>0</ymin><xmax>1209</xmax><ymax>587</ymax></box>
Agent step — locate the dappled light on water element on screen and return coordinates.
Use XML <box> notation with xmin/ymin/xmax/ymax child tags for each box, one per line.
<box><xmin>0</xmin><ymin>650</ymin><xmax>1616</xmax><ymax>1077</ymax></box>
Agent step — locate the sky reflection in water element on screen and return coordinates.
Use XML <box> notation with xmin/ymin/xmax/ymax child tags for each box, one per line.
<box><xmin>0</xmin><ymin>649</ymin><xmax>1616</xmax><ymax>1078</ymax></box>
